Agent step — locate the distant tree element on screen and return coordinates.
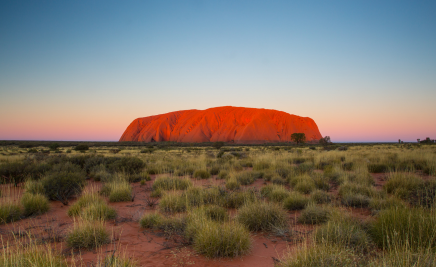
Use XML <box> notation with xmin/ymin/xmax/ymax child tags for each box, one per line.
<box><xmin>291</xmin><ymin>133</ymin><xmax>306</xmax><ymax>144</ymax></box>
<box><xmin>417</xmin><ymin>139</ymin><xmax>420</xmax><ymax>143</ymax></box>
<box><xmin>398</xmin><ymin>139</ymin><xmax>401</xmax><ymax>144</ymax></box>
<box><xmin>319</xmin><ymin>136</ymin><xmax>331</xmax><ymax>146</ymax></box>
<box><xmin>213</xmin><ymin>141</ymin><xmax>225</xmax><ymax>150</ymax></box>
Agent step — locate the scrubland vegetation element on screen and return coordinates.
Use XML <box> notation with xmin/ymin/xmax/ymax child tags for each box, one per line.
<box><xmin>0</xmin><ymin>141</ymin><xmax>435</xmax><ymax>266</ymax></box>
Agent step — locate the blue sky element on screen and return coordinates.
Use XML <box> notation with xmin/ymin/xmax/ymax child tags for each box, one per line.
<box><xmin>1</xmin><ymin>1</ymin><xmax>435</xmax><ymax>142</ymax></box>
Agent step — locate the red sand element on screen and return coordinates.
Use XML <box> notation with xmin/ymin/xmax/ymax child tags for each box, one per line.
<box><xmin>119</xmin><ymin>106</ymin><xmax>322</xmax><ymax>143</ymax></box>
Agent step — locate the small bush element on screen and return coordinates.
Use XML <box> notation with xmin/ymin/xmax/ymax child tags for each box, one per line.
<box><xmin>66</xmin><ymin>220</ymin><xmax>110</xmax><ymax>249</ymax></box>
<box><xmin>369</xmin><ymin>196</ymin><xmax>405</xmax><ymax>211</ymax></box>
<box><xmin>107</xmin><ymin>157</ymin><xmax>145</xmax><ymax>175</ymax></box>
<box><xmin>41</xmin><ymin>171</ymin><xmax>85</xmax><ymax>204</ymax></box>
<box><xmin>152</xmin><ymin>176</ymin><xmax>192</xmax><ymax>191</ymax></box>
<box><xmin>284</xmin><ymin>192</ymin><xmax>310</xmax><ymax>211</ymax></box>
<box><xmin>260</xmin><ymin>184</ymin><xmax>289</xmax><ymax>202</ymax></box>
<box><xmin>209</xmin><ymin>166</ymin><xmax>220</xmax><ymax>175</ymax></box>
<box><xmin>21</xmin><ymin>193</ymin><xmax>50</xmax><ymax>217</ymax></box>
<box><xmin>193</xmin><ymin>169</ymin><xmax>211</xmax><ymax>179</ymax></box>
<box><xmin>298</xmin><ymin>204</ymin><xmax>330</xmax><ymax>224</ymax></box>
<box><xmin>0</xmin><ymin>203</ymin><xmax>22</xmax><ymax>224</ymax></box>
<box><xmin>237</xmin><ymin>201</ymin><xmax>288</xmax><ymax>232</ymax></box>
<box><xmin>193</xmin><ymin>221</ymin><xmax>251</xmax><ymax>258</ymax></box>
<box><xmin>294</xmin><ymin>180</ymin><xmax>316</xmax><ymax>194</ymax></box>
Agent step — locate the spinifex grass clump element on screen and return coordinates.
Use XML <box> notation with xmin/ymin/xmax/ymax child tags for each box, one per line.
<box><xmin>290</xmin><ymin>174</ymin><xmax>316</xmax><ymax>194</ymax></box>
<box><xmin>193</xmin><ymin>221</ymin><xmax>251</xmax><ymax>258</ymax></box>
<box><xmin>237</xmin><ymin>201</ymin><xmax>288</xmax><ymax>232</ymax></box>
<box><xmin>225</xmin><ymin>177</ymin><xmax>240</xmax><ymax>191</ymax></box>
<box><xmin>310</xmin><ymin>190</ymin><xmax>332</xmax><ymax>204</ymax></box>
<box><xmin>298</xmin><ymin>204</ymin><xmax>330</xmax><ymax>224</ymax></box>
<box><xmin>159</xmin><ymin>191</ymin><xmax>187</xmax><ymax>213</ymax></box>
<box><xmin>383</xmin><ymin>172</ymin><xmax>436</xmax><ymax>206</ymax></box>
<box><xmin>24</xmin><ymin>179</ymin><xmax>45</xmax><ymax>195</ymax></box>
<box><xmin>66</xmin><ymin>220</ymin><xmax>110</xmax><ymax>249</ymax></box>
<box><xmin>370</xmin><ymin>206</ymin><xmax>436</xmax><ymax>251</ymax></box>
<box><xmin>278</xmin><ymin>244</ymin><xmax>363</xmax><ymax>267</ymax></box>
<box><xmin>260</xmin><ymin>184</ymin><xmax>290</xmax><ymax>202</ymax></box>
<box><xmin>313</xmin><ymin>215</ymin><xmax>373</xmax><ymax>252</ymax></box>
<box><xmin>68</xmin><ymin>192</ymin><xmax>116</xmax><ymax>220</ymax></box>
<box><xmin>21</xmin><ymin>193</ymin><xmax>50</xmax><ymax>216</ymax></box>
<box><xmin>0</xmin><ymin>202</ymin><xmax>21</xmax><ymax>224</ymax></box>
<box><xmin>235</xmin><ymin>171</ymin><xmax>256</xmax><ymax>185</ymax></box>
<box><xmin>203</xmin><ymin>205</ymin><xmax>228</xmax><ymax>222</ymax></box>
<box><xmin>223</xmin><ymin>189</ymin><xmax>258</xmax><ymax>209</ymax></box>
<box><xmin>193</xmin><ymin>169</ymin><xmax>211</xmax><ymax>179</ymax></box>
<box><xmin>1</xmin><ymin>233</ymin><xmax>69</xmax><ymax>267</ymax></box>
<box><xmin>283</xmin><ymin>192</ymin><xmax>310</xmax><ymax>211</ymax></box>
<box><xmin>152</xmin><ymin>176</ymin><xmax>192</xmax><ymax>191</ymax></box>
<box><xmin>100</xmin><ymin>177</ymin><xmax>133</xmax><ymax>202</ymax></box>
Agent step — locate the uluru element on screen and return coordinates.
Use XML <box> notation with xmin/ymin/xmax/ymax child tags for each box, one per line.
<box><xmin>119</xmin><ymin>106</ymin><xmax>323</xmax><ymax>143</ymax></box>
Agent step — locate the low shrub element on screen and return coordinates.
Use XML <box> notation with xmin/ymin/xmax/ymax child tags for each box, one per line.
<box><xmin>294</xmin><ymin>180</ymin><xmax>316</xmax><ymax>194</ymax></box>
<box><xmin>298</xmin><ymin>204</ymin><xmax>330</xmax><ymax>224</ymax></box>
<box><xmin>237</xmin><ymin>201</ymin><xmax>288</xmax><ymax>232</ymax></box>
<box><xmin>21</xmin><ymin>193</ymin><xmax>50</xmax><ymax>217</ymax></box>
<box><xmin>209</xmin><ymin>166</ymin><xmax>220</xmax><ymax>175</ymax></box>
<box><xmin>312</xmin><ymin>175</ymin><xmax>330</xmax><ymax>191</ymax></box>
<box><xmin>271</xmin><ymin>176</ymin><xmax>287</xmax><ymax>185</ymax></box>
<box><xmin>66</xmin><ymin>220</ymin><xmax>110</xmax><ymax>249</ymax></box>
<box><xmin>283</xmin><ymin>192</ymin><xmax>310</xmax><ymax>211</ymax></box>
<box><xmin>107</xmin><ymin>157</ymin><xmax>145</xmax><ymax>175</ymax></box>
<box><xmin>41</xmin><ymin>171</ymin><xmax>85</xmax><ymax>204</ymax></box>
<box><xmin>261</xmin><ymin>184</ymin><xmax>289</xmax><ymax>202</ymax></box>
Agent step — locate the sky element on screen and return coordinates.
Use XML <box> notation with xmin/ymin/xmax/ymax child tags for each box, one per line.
<box><xmin>1</xmin><ymin>1</ymin><xmax>435</xmax><ymax>142</ymax></box>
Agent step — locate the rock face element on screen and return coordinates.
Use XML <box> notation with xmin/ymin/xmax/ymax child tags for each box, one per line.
<box><xmin>119</xmin><ymin>106</ymin><xmax>322</xmax><ymax>143</ymax></box>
